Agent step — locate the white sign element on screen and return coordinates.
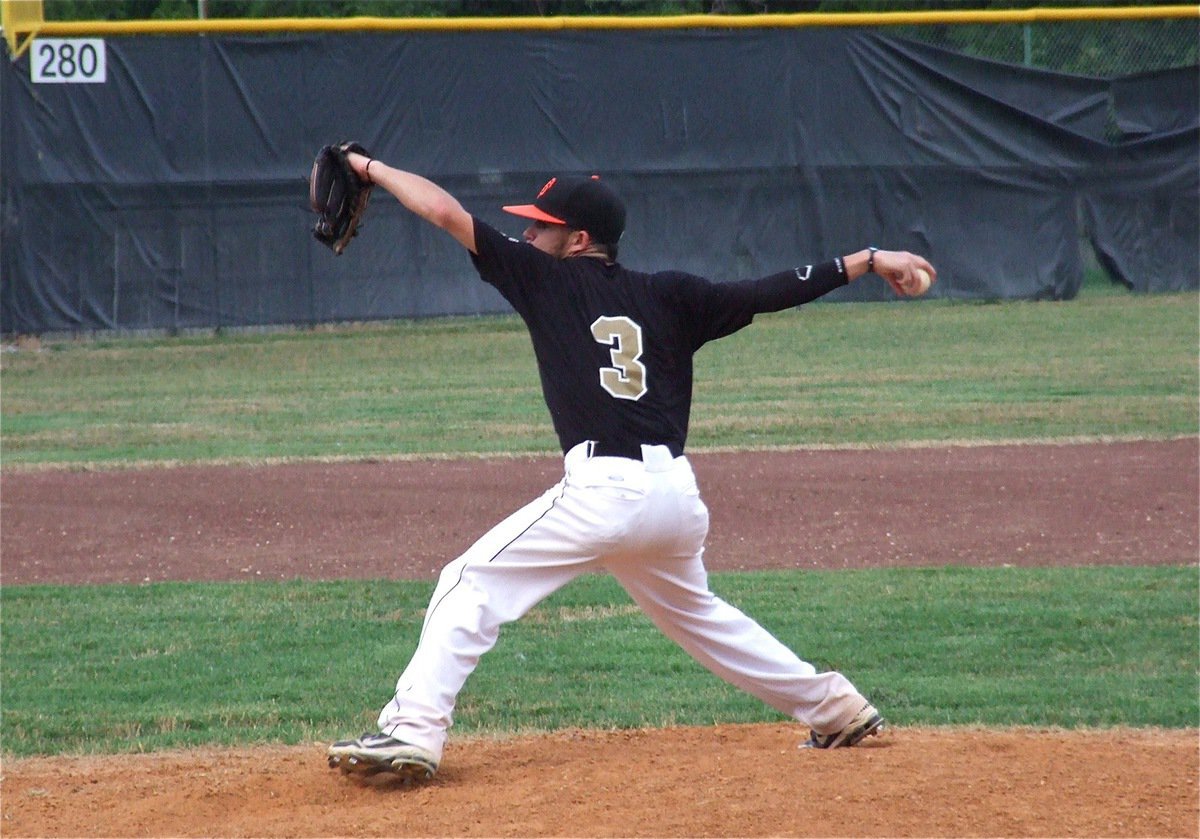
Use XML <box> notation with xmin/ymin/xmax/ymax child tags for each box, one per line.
<box><xmin>32</xmin><ymin>39</ymin><xmax>106</xmax><ymax>84</ymax></box>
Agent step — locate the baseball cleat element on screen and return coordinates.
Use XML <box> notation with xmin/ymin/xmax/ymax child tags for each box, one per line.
<box><xmin>801</xmin><ymin>703</ymin><xmax>884</xmax><ymax>749</ymax></box>
<box><xmin>327</xmin><ymin>733</ymin><xmax>438</xmax><ymax>782</ymax></box>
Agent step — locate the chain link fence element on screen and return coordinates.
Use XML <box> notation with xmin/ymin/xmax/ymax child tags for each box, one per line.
<box><xmin>889</xmin><ymin>16</ymin><xmax>1197</xmax><ymax>75</ymax></box>
<box><xmin>25</xmin><ymin>2</ymin><xmax>1200</xmax><ymax>76</ymax></box>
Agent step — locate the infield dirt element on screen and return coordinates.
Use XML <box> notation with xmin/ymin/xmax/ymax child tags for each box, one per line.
<box><xmin>2</xmin><ymin>438</ymin><xmax>1198</xmax><ymax>837</ymax></box>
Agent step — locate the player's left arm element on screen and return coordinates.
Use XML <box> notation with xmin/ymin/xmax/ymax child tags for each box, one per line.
<box><xmin>344</xmin><ymin>153</ymin><xmax>477</xmax><ymax>253</ymax></box>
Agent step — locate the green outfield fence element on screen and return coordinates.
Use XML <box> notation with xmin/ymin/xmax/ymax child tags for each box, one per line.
<box><xmin>2</xmin><ymin>2</ymin><xmax>1195</xmax><ymax>334</ymax></box>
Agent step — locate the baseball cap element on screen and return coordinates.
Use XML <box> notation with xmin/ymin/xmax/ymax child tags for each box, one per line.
<box><xmin>503</xmin><ymin>175</ymin><xmax>626</xmax><ymax>245</ymax></box>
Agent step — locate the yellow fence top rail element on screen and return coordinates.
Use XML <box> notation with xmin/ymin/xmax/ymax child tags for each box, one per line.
<box><xmin>5</xmin><ymin>4</ymin><xmax>1198</xmax><ymax>58</ymax></box>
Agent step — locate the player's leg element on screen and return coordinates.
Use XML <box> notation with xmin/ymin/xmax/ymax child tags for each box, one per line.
<box><xmin>335</xmin><ymin>445</ymin><xmax>639</xmax><ymax>775</ymax></box>
<box><xmin>603</xmin><ymin>461</ymin><xmax>877</xmax><ymax>740</ymax></box>
<box><xmin>331</xmin><ymin>481</ymin><xmax>593</xmax><ymax>777</ymax></box>
<box><xmin>372</xmin><ymin>481</ymin><xmax>595</xmax><ymax>759</ymax></box>
<box><xmin>610</xmin><ymin>556</ymin><xmax>873</xmax><ymax>734</ymax></box>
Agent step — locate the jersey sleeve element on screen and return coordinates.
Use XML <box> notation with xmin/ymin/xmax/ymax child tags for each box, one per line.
<box><xmin>733</xmin><ymin>260</ymin><xmax>850</xmax><ymax>313</ymax></box>
<box><xmin>468</xmin><ymin>217</ymin><xmax>557</xmax><ymax>315</ymax></box>
<box><xmin>667</xmin><ymin>259</ymin><xmax>850</xmax><ymax>348</ymax></box>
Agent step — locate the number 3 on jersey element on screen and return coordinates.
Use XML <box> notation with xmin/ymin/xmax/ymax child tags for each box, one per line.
<box><xmin>591</xmin><ymin>315</ymin><xmax>648</xmax><ymax>401</ymax></box>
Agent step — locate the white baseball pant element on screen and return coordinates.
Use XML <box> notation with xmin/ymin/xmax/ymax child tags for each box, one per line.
<box><xmin>378</xmin><ymin>441</ymin><xmax>868</xmax><ymax>761</ymax></box>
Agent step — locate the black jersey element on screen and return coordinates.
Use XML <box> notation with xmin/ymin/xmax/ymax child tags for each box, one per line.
<box><xmin>470</xmin><ymin>218</ymin><xmax>848</xmax><ymax>456</ymax></box>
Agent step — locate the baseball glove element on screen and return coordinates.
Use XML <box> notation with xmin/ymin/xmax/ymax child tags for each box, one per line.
<box><xmin>309</xmin><ymin>142</ymin><xmax>372</xmax><ymax>255</ymax></box>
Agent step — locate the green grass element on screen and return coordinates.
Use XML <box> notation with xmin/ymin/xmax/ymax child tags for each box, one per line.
<box><xmin>2</xmin><ymin>282</ymin><xmax>1197</xmax><ymax>759</ymax></box>
<box><xmin>1</xmin><ymin>567</ymin><xmax>1195</xmax><ymax>757</ymax></box>
<box><xmin>2</xmin><ymin>288</ymin><xmax>1196</xmax><ymax>466</ymax></box>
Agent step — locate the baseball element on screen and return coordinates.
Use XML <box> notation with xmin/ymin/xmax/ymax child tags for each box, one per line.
<box><xmin>912</xmin><ymin>268</ymin><xmax>932</xmax><ymax>296</ymax></box>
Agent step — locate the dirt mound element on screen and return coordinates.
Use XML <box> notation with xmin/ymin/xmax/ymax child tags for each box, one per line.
<box><xmin>3</xmin><ymin>725</ymin><xmax>1196</xmax><ymax>837</ymax></box>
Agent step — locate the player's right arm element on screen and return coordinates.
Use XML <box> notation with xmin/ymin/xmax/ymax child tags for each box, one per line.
<box><xmin>842</xmin><ymin>248</ymin><xmax>936</xmax><ymax>296</ymax></box>
<box><xmin>727</xmin><ymin>247</ymin><xmax>937</xmax><ymax>314</ymax></box>
<box><xmin>344</xmin><ymin>153</ymin><xmax>476</xmax><ymax>253</ymax></box>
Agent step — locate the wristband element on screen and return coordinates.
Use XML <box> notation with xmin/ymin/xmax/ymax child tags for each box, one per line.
<box><xmin>867</xmin><ymin>246</ymin><xmax>878</xmax><ymax>274</ymax></box>
<box><xmin>365</xmin><ymin>159</ymin><xmax>376</xmax><ymax>184</ymax></box>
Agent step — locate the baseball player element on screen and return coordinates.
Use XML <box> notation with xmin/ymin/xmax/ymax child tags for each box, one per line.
<box><xmin>326</xmin><ymin>156</ymin><xmax>936</xmax><ymax>782</ymax></box>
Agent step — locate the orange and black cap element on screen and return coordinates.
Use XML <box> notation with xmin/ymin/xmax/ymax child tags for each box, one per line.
<box><xmin>503</xmin><ymin>175</ymin><xmax>626</xmax><ymax>246</ymax></box>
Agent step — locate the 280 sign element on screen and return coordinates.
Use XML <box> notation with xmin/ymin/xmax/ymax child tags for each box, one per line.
<box><xmin>32</xmin><ymin>39</ymin><xmax>107</xmax><ymax>84</ymax></box>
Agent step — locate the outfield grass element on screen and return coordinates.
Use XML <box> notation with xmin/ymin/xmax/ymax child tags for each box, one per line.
<box><xmin>2</xmin><ymin>289</ymin><xmax>1196</xmax><ymax>466</ymax></box>
<box><xmin>1</xmin><ymin>285</ymin><xmax>1197</xmax><ymax>758</ymax></box>
<box><xmin>1</xmin><ymin>567</ymin><xmax>1194</xmax><ymax>757</ymax></box>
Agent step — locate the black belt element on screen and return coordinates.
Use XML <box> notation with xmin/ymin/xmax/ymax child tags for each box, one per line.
<box><xmin>588</xmin><ymin>441</ymin><xmax>683</xmax><ymax>460</ymax></box>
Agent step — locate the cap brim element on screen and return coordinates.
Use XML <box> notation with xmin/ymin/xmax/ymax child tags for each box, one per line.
<box><xmin>502</xmin><ymin>204</ymin><xmax>567</xmax><ymax>225</ymax></box>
